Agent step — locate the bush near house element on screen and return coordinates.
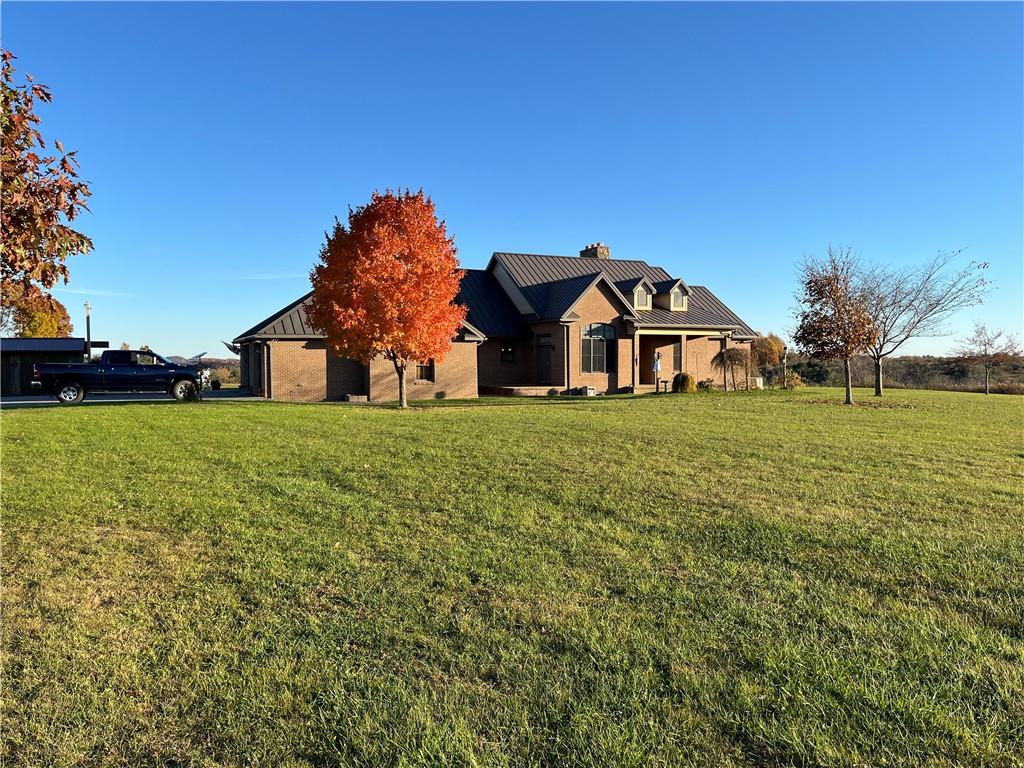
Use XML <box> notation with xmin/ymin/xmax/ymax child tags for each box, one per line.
<box><xmin>2</xmin><ymin>389</ymin><xmax>1021</xmax><ymax>766</ymax></box>
<box><xmin>672</xmin><ymin>372</ymin><xmax>696</xmax><ymax>393</ymax></box>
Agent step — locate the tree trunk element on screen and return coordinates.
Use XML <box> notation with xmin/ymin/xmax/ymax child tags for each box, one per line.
<box><xmin>730</xmin><ymin>365</ymin><xmax>737</xmax><ymax>391</ymax></box>
<box><xmin>722</xmin><ymin>361</ymin><xmax>728</xmax><ymax>391</ymax></box>
<box><xmin>843</xmin><ymin>357</ymin><xmax>854</xmax><ymax>405</ymax></box>
<box><xmin>873</xmin><ymin>356</ymin><xmax>883</xmax><ymax>397</ymax></box>
<box><xmin>984</xmin><ymin>366</ymin><xmax>990</xmax><ymax>395</ymax></box>
<box><xmin>391</xmin><ymin>358</ymin><xmax>408</xmax><ymax>408</ymax></box>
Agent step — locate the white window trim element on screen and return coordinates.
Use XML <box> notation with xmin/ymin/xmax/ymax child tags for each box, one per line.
<box><xmin>671</xmin><ymin>289</ymin><xmax>687</xmax><ymax>311</ymax></box>
<box><xmin>634</xmin><ymin>285</ymin><xmax>652</xmax><ymax>310</ymax></box>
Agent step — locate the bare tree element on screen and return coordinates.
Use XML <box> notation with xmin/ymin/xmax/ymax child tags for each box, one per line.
<box><xmin>859</xmin><ymin>251</ymin><xmax>989</xmax><ymax>396</ymax></box>
<box><xmin>954</xmin><ymin>323</ymin><xmax>1022</xmax><ymax>395</ymax></box>
<box><xmin>793</xmin><ymin>247</ymin><xmax>878</xmax><ymax>405</ymax></box>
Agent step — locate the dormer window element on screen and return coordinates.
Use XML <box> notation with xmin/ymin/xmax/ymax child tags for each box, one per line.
<box><xmin>634</xmin><ymin>284</ymin><xmax>652</xmax><ymax>310</ymax></box>
<box><xmin>671</xmin><ymin>287</ymin><xmax>687</xmax><ymax>311</ymax></box>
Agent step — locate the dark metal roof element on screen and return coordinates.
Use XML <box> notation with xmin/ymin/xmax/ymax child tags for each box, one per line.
<box><xmin>653</xmin><ymin>278</ymin><xmax>687</xmax><ymax>295</ymax></box>
<box><xmin>236</xmin><ymin>278</ymin><xmax>497</xmax><ymax>342</ymax></box>
<box><xmin>0</xmin><ymin>337</ymin><xmax>109</xmax><ymax>353</ymax></box>
<box><xmin>233</xmin><ymin>292</ymin><xmax>318</xmax><ymax>342</ymax></box>
<box><xmin>493</xmin><ymin>252</ymin><xmax>672</xmax><ymax>288</ymax></box>
<box><xmin>234</xmin><ymin>255</ymin><xmax>756</xmax><ymax>344</ymax></box>
<box><xmin>490</xmin><ymin>252</ymin><xmax>754</xmax><ymax>335</ymax></box>
<box><xmin>457</xmin><ymin>269</ymin><xmax>522</xmax><ymax>337</ymax></box>
<box><xmin>614</xmin><ymin>277</ymin><xmax>645</xmax><ymax>294</ymax></box>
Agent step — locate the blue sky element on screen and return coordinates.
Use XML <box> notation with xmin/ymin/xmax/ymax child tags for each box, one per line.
<box><xmin>4</xmin><ymin>1</ymin><xmax>1022</xmax><ymax>357</ymax></box>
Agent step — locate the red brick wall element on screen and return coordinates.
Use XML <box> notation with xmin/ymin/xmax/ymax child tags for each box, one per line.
<box><xmin>268</xmin><ymin>340</ymin><xmax>366</xmax><ymax>401</ymax></box>
<box><xmin>685</xmin><ymin>335</ymin><xmax>749</xmax><ymax>389</ymax></box>
<box><xmin>477</xmin><ymin>338</ymin><xmax>523</xmax><ymax>387</ymax></box>
<box><xmin>566</xmin><ymin>283</ymin><xmax>631</xmax><ymax>393</ymax></box>
<box><xmin>368</xmin><ymin>341</ymin><xmax>479</xmax><ymax>402</ymax></box>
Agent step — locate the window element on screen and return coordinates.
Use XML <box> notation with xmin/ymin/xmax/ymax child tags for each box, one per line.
<box><xmin>633</xmin><ymin>285</ymin><xmax>652</xmax><ymax>310</ymax></box>
<box><xmin>107</xmin><ymin>351</ymin><xmax>133</xmax><ymax>366</ymax></box>
<box><xmin>415</xmin><ymin>359</ymin><xmax>435</xmax><ymax>382</ymax></box>
<box><xmin>673</xmin><ymin>342</ymin><xmax>681</xmax><ymax>371</ymax></box>
<box><xmin>582</xmin><ymin>323</ymin><xmax>616</xmax><ymax>374</ymax></box>
<box><xmin>500</xmin><ymin>342</ymin><xmax>515</xmax><ymax>364</ymax></box>
<box><xmin>671</xmin><ymin>287</ymin><xmax>687</xmax><ymax>311</ymax></box>
<box><xmin>137</xmin><ymin>352</ymin><xmax>165</xmax><ymax>366</ymax></box>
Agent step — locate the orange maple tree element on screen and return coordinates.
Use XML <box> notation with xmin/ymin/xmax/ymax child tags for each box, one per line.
<box><xmin>1</xmin><ymin>50</ymin><xmax>92</xmax><ymax>325</ymax></box>
<box><xmin>306</xmin><ymin>190</ymin><xmax>467</xmax><ymax>408</ymax></box>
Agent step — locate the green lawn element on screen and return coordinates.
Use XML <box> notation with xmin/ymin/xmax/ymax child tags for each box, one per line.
<box><xmin>2</xmin><ymin>388</ymin><xmax>1022</xmax><ymax>767</ymax></box>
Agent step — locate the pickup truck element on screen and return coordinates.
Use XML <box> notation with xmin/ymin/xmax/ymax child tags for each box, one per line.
<box><xmin>32</xmin><ymin>349</ymin><xmax>206</xmax><ymax>405</ymax></box>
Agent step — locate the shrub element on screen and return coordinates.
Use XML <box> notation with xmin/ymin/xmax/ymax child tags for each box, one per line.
<box><xmin>784</xmin><ymin>371</ymin><xmax>804</xmax><ymax>389</ymax></box>
<box><xmin>672</xmin><ymin>372</ymin><xmax>697</xmax><ymax>393</ymax></box>
<box><xmin>697</xmin><ymin>378</ymin><xmax>716</xmax><ymax>392</ymax></box>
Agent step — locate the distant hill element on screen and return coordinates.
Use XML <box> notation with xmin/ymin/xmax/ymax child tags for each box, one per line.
<box><xmin>167</xmin><ymin>356</ymin><xmax>238</xmax><ymax>368</ymax></box>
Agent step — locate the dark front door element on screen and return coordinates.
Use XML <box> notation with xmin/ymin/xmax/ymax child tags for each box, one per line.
<box><xmin>536</xmin><ymin>335</ymin><xmax>553</xmax><ymax>385</ymax></box>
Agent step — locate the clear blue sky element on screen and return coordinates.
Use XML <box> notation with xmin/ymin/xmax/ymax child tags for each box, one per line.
<box><xmin>5</xmin><ymin>1</ymin><xmax>1022</xmax><ymax>357</ymax></box>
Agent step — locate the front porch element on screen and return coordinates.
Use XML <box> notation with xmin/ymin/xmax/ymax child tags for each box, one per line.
<box><xmin>631</xmin><ymin>328</ymin><xmax>749</xmax><ymax>391</ymax></box>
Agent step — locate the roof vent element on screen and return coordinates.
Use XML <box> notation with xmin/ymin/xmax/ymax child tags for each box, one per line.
<box><xmin>579</xmin><ymin>242</ymin><xmax>611</xmax><ymax>259</ymax></box>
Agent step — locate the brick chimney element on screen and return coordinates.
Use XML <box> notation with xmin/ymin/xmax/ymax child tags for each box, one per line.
<box><xmin>579</xmin><ymin>242</ymin><xmax>611</xmax><ymax>259</ymax></box>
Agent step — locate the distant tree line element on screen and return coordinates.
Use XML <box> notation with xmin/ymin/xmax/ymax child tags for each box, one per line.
<box><xmin>788</xmin><ymin>353</ymin><xmax>1024</xmax><ymax>396</ymax></box>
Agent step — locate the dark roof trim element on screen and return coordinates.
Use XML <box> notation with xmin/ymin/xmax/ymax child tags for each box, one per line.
<box><xmin>233</xmin><ymin>291</ymin><xmax>315</xmax><ymax>342</ymax></box>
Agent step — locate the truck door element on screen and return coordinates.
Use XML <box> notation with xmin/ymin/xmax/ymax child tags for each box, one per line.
<box><xmin>103</xmin><ymin>350</ymin><xmax>136</xmax><ymax>390</ymax></box>
<box><xmin>135</xmin><ymin>351</ymin><xmax>173</xmax><ymax>391</ymax></box>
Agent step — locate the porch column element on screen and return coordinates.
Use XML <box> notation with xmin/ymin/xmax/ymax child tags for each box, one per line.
<box><xmin>631</xmin><ymin>330</ymin><xmax>639</xmax><ymax>392</ymax></box>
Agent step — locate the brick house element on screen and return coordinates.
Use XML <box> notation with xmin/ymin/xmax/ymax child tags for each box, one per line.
<box><xmin>233</xmin><ymin>244</ymin><xmax>756</xmax><ymax>401</ymax></box>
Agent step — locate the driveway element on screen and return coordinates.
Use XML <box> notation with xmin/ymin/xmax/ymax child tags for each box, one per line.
<box><xmin>0</xmin><ymin>390</ymin><xmax>258</xmax><ymax>409</ymax></box>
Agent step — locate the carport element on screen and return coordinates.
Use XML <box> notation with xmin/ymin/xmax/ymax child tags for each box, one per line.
<box><xmin>0</xmin><ymin>337</ymin><xmax>109</xmax><ymax>396</ymax></box>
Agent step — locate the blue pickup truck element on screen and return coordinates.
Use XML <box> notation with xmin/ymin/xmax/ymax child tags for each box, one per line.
<box><xmin>32</xmin><ymin>349</ymin><xmax>206</xmax><ymax>405</ymax></box>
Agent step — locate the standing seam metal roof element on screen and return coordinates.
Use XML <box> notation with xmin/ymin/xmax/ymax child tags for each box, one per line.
<box><xmin>234</xmin><ymin>274</ymin><xmax>513</xmax><ymax>342</ymax></box>
<box><xmin>491</xmin><ymin>252</ymin><xmax>755</xmax><ymax>335</ymax></box>
<box><xmin>493</xmin><ymin>252</ymin><xmax>672</xmax><ymax>288</ymax></box>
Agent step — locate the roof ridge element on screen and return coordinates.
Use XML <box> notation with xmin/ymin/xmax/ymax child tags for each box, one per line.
<box><xmin>494</xmin><ymin>251</ymin><xmax>658</xmax><ymax>266</ymax></box>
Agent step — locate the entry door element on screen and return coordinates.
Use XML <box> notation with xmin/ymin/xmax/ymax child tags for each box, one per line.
<box><xmin>536</xmin><ymin>335</ymin><xmax>553</xmax><ymax>385</ymax></box>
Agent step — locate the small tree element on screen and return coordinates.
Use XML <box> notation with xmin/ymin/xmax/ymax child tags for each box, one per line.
<box><xmin>712</xmin><ymin>346</ymin><xmax>748</xmax><ymax>391</ymax></box>
<box><xmin>1</xmin><ymin>51</ymin><xmax>92</xmax><ymax>325</ymax></box>
<box><xmin>307</xmin><ymin>190</ymin><xmax>466</xmax><ymax>408</ymax></box>
<box><xmin>859</xmin><ymin>251</ymin><xmax>989</xmax><ymax>396</ymax></box>
<box><xmin>792</xmin><ymin>247</ymin><xmax>878</xmax><ymax>405</ymax></box>
<box><xmin>954</xmin><ymin>323</ymin><xmax>1022</xmax><ymax>395</ymax></box>
<box><xmin>3</xmin><ymin>282</ymin><xmax>72</xmax><ymax>336</ymax></box>
<box><xmin>750</xmin><ymin>333</ymin><xmax>785</xmax><ymax>381</ymax></box>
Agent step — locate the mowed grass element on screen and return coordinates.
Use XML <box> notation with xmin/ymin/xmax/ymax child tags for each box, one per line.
<box><xmin>2</xmin><ymin>388</ymin><xmax>1022</xmax><ymax>767</ymax></box>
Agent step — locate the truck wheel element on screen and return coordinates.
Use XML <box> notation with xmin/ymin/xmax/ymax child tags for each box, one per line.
<box><xmin>171</xmin><ymin>379</ymin><xmax>197</xmax><ymax>402</ymax></box>
<box><xmin>57</xmin><ymin>382</ymin><xmax>86</xmax><ymax>405</ymax></box>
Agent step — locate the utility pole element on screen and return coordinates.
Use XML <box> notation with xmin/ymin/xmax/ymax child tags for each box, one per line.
<box><xmin>84</xmin><ymin>302</ymin><xmax>92</xmax><ymax>362</ymax></box>
<box><xmin>781</xmin><ymin>344</ymin><xmax>788</xmax><ymax>389</ymax></box>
